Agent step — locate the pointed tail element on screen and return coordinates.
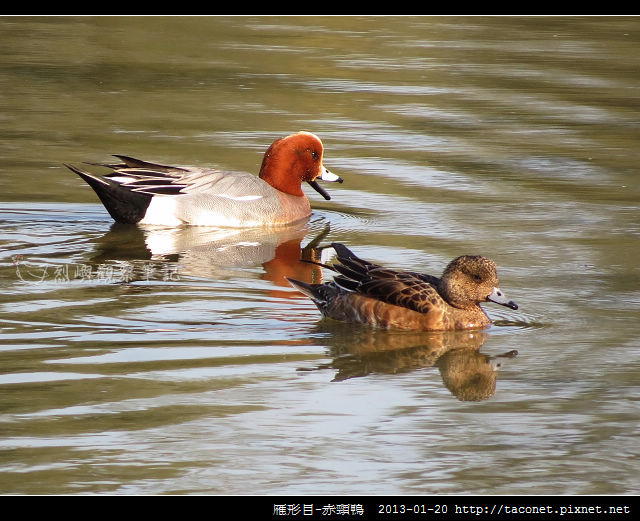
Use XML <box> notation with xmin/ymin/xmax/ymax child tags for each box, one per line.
<box><xmin>286</xmin><ymin>277</ymin><xmax>317</xmax><ymax>299</ymax></box>
<box><xmin>65</xmin><ymin>164</ymin><xmax>152</xmax><ymax>224</ymax></box>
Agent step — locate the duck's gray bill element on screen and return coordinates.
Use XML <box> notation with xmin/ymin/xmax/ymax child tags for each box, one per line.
<box><xmin>308</xmin><ymin>167</ymin><xmax>343</xmax><ymax>201</ymax></box>
<box><xmin>487</xmin><ymin>287</ymin><xmax>518</xmax><ymax>310</ymax></box>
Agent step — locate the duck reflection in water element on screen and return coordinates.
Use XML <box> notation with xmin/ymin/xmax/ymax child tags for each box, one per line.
<box><xmin>88</xmin><ymin>220</ymin><xmax>332</xmax><ymax>288</ymax></box>
<box><xmin>87</xmin><ymin>228</ymin><xmax>518</xmax><ymax>400</ymax></box>
<box><xmin>306</xmin><ymin>325</ymin><xmax>517</xmax><ymax>401</ymax></box>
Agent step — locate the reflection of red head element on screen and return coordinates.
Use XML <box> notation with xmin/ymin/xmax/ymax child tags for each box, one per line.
<box><xmin>263</xmin><ymin>238</ymin><xmax>324</xmax><ymax>299</ymax></box>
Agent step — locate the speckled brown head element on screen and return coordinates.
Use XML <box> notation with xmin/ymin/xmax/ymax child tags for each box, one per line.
<box><xmin>439</xmin><ymin>255</ymin><xmax>518</xmax><ymax>310</ymax></box>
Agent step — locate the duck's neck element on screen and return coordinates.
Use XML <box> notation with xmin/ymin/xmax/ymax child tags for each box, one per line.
<box><xmin>259</xmin><ymin>147</ymin><xmax>306</xmax><ymax>197</ymax></box>
<box><xmin>441</xmin><ymin>304</ymin><xmax>492</xmax><ymax>330</ymax></box>
<box><xmin>438</xmin><ymin>279</ymin><xmax>473</xmax><ymax>310</ymax></box>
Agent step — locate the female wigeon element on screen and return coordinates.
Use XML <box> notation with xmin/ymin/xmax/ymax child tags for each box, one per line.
<box><xmin>65</xmin><ymin>132</ymin><xmax>342</xmax><ymax>227</ymax></box>
<box><xmin>287</xmin><ymin>243</ymin><xmax>518</xmax><ymax>331</ymax></box>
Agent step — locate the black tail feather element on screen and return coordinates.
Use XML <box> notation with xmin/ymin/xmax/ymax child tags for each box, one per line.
<box><xmin>286</xmin><ymin>277</ymin><xmax>316</xmax><ymax>299</ymax></box>
<box><xmin>65</xmin><ymin>164</ymin><xmax>152</xmax><ymax>224</ymax></box>
<box><xmin>112</xmin><ymin>155</ymin><xmax>188</xmax><ymax>172</ymax></box>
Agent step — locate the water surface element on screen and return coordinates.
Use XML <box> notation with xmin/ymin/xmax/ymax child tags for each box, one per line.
<box><xmin>1</xmin><ymin>16</ymin><xmax>639</xmax><ymax>495</ymax></box>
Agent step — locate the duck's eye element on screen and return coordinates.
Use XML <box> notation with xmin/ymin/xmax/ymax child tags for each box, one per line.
<box><xmin>310</xmin><ymin>150</ymin><xmax>319</xmax><ymax>161</ymax></box>
<box><xmin>472</xmin><ymin>274</ymin><xmax>483</xmax><ymax>282</ymax></box>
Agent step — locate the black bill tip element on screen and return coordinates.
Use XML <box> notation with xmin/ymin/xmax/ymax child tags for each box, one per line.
<box><xmin>308</xmin><ymin>180</ymin><xmax>332</xmax><ymax>200</ymax></box>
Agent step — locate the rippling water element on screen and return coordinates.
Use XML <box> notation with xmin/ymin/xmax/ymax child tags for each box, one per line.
<box><xmin>1</xmin><ymin>16</ymin><xmax>639</xmax><ymax>495</ymax></box>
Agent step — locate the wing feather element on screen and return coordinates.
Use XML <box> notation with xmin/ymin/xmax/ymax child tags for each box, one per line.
<box><xmin>327</xmin><ymin>243</ymin><xmax>444</xmax><ymax>315</ymax></box>
<box><xmin>84</xmin><ymin>156</ymin><xmax>244</xmax><ymax>196</ymax></box>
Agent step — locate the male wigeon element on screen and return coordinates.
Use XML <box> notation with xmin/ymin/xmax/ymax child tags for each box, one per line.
<box><xmin>287</xmin><ymin>243</ymin><xmax>518</xmax><ymax>331</ymax></box>
<box><xmin>64</xmin><ymin>132</ymin><xmax>342</xmax><ymax>227</ymax></box>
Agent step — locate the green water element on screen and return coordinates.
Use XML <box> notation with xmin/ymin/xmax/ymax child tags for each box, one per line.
<box><xmin>1</xmin><ymin>16</ymin><xmax>639</xmax><ymax>495</ymax></box>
